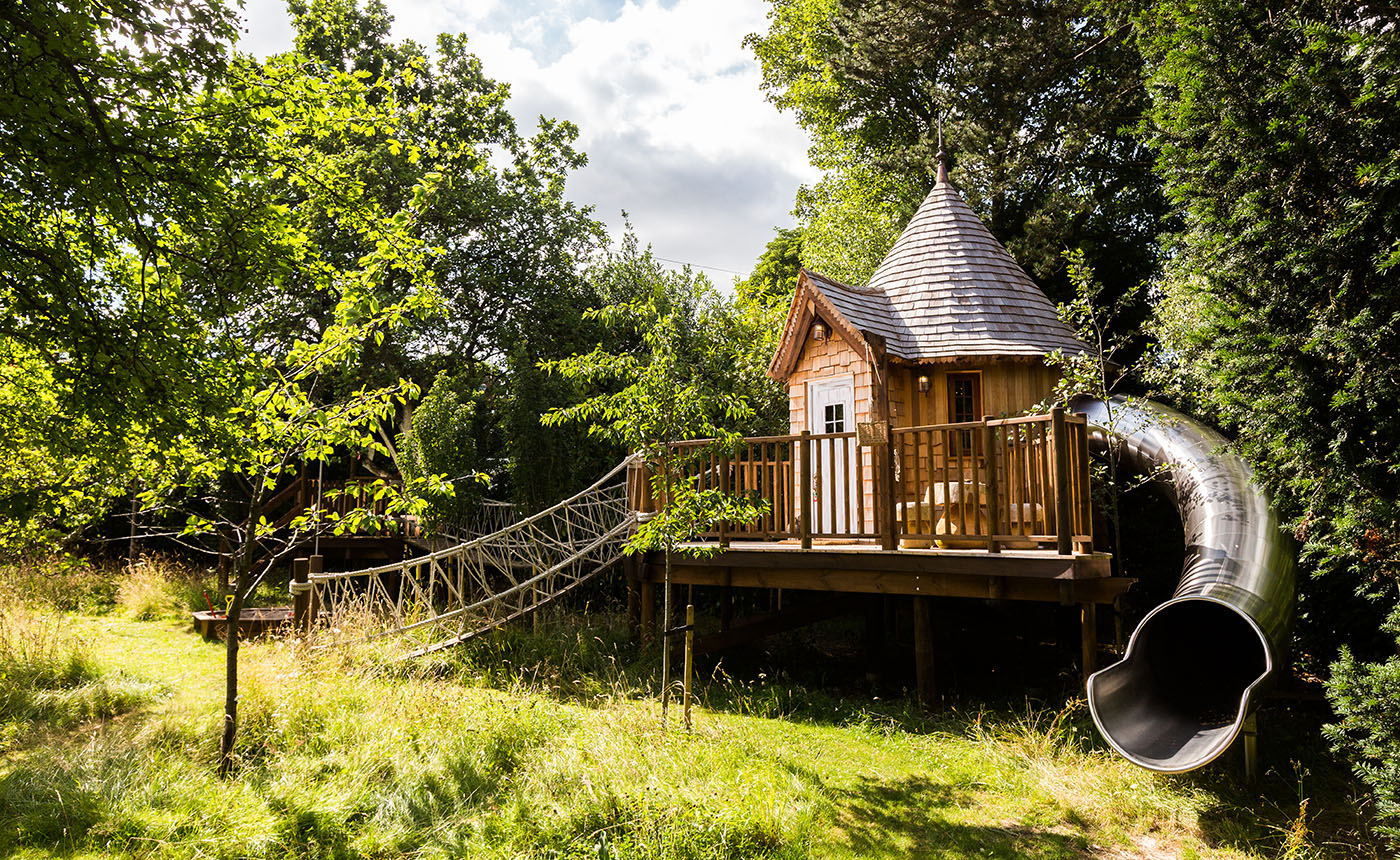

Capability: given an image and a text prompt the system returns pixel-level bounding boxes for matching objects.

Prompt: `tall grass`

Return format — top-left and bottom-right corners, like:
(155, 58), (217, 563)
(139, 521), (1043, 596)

(0, 558), (1385, 859)
(0, 594), (157, 754)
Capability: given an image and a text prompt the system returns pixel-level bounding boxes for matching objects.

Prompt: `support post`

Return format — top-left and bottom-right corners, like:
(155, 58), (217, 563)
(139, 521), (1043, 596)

(1080, 602), (1098, 685)
(683, 604), (695, 733)
(1242, 711), (1259, 783)
(799, 430), (813, 550)
(307, 554), (323, 631)
(913, 596), (936, 709)
(863, 596), (885, 661)
(640, 577), (656, 647)
(718, 451), (730, 548)
(291, 557), (311, 635)
(983, 416), (1000, 554)
(1075, 421), (1093, 552)
(1052, 407), (1073, 556)
(719, 568), (733, 632)
(881, 433), (898, 551)
(625, 556), (641, 642)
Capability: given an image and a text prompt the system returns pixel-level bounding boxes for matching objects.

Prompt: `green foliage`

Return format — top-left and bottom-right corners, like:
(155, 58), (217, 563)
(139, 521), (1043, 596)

(748, 0), (1169, 316)
(1133, 3), (1400, 658)
(1325, 607), (1400, 846)
(400, 371), (489, 524)
(739, 227), (804, 305)
(1127, 5), (1399, 842)
(541, 234), (770, 554)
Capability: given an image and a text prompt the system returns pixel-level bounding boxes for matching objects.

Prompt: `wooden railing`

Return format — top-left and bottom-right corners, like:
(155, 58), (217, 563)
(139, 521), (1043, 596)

(630, 407), (1093, 555)
(892, 409), (1093, 554)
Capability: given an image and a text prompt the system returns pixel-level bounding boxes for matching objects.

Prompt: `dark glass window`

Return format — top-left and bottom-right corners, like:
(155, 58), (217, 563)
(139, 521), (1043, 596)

(823, 402), (845, 433)
(947, 372), (982, 449)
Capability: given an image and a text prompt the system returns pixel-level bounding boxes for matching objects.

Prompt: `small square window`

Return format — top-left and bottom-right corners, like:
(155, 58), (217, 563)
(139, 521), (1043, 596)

(824, 403), (845, 433)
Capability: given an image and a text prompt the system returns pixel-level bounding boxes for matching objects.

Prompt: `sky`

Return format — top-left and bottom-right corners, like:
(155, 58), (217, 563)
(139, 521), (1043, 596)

(236, 0), (821, 282)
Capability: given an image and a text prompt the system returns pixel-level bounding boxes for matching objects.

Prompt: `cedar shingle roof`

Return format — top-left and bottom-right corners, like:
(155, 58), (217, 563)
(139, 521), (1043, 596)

(863, 180), (1088, 361)
(803, 178), (1089, 364)
(803, 270), (903, 347)
(768, 175), (1092, 382)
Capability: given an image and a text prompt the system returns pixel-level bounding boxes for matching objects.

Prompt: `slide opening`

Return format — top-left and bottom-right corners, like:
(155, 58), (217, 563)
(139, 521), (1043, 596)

(1088, 599), (1270, 771)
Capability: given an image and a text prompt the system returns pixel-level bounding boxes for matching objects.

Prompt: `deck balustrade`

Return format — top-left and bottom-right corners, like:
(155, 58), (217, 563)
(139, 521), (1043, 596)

(632, 408), (1093, 555)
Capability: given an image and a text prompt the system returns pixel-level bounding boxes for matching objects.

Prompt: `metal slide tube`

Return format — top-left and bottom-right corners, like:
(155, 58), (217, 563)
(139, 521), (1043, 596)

(1071, 396), (1295, 772)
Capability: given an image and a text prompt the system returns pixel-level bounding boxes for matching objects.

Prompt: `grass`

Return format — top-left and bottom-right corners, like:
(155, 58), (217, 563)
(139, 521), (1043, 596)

(0, 558), (1386, 859)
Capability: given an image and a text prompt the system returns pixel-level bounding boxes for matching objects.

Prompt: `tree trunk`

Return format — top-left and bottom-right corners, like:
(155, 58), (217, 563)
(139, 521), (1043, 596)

(218, 569), (247, 777)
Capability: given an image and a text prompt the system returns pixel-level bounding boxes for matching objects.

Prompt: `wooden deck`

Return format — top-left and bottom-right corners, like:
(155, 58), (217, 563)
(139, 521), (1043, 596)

(651, 542), (1123, 603)
(629, 412), (1126, 704)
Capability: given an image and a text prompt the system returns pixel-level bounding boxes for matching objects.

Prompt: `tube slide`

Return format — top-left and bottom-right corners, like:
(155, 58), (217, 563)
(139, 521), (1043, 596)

(1071, 396), (1295, 773)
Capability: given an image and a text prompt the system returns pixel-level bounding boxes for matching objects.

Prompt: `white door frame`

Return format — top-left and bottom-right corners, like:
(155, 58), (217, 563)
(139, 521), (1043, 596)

(806, 375), (857, 534)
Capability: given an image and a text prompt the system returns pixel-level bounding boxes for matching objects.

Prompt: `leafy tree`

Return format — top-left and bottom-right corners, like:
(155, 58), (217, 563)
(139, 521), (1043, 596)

(747, 0), (1168, 350)
(0, 0), (243, 537)
(541, 236), (767, 722)
(113, 51), (449, 774)
(1046, 249), (1150, 574)
(274, 1), (608, 497)
(1125, 1), (1399, 840)
(739, 227), (803, 305)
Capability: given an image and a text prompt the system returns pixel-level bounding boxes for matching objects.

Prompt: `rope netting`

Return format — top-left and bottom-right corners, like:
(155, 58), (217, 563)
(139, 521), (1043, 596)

(310, 456), (636, 656)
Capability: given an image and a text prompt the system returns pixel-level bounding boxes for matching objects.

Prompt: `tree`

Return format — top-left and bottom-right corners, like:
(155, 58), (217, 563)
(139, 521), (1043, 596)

(1125, 2), (1400, 841)
(541, 236), (767, 724)
(747, 0), (1168, 354)
(135, 53), (450, 775)
(1046, 249), (1149, 574)
(0, 0), (245, 540)
(273, 1), (608, 499)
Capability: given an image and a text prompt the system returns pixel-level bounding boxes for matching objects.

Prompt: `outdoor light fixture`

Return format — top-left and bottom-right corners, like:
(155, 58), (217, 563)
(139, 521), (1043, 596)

(918, 374), (931, 393)
(812, 321), (828, 344)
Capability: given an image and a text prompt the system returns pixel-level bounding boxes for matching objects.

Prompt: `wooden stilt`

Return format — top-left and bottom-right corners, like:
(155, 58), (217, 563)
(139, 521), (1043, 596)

(863, 595), (885, 660)
(1243, 711), (1259, 783)
(913, 596), (936, 709)
(291, 558), (311, 636)
(1080, 602), (1098, 685)
(625, 559), (641, 642)
(684, 604), (695, 733)
(720, 568), (733, 632)
(640, 579), (656, 647)
(307, 554), (322, 627)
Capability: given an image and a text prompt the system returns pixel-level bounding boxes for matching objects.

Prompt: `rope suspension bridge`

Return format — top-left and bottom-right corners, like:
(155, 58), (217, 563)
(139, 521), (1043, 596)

(307, 456), (638, 657)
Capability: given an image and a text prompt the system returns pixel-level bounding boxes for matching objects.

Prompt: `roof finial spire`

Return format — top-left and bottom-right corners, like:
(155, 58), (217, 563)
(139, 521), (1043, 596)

(935, 113), (948, 186)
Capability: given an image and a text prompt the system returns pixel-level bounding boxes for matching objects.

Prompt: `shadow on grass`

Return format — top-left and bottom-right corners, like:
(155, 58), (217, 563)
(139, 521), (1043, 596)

(1180, 699), (1389, 860)
(828, 773), (1091, 859)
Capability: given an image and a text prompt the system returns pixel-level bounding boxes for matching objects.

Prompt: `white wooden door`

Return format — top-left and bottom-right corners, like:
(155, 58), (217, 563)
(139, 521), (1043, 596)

(807, 376), (858, 534)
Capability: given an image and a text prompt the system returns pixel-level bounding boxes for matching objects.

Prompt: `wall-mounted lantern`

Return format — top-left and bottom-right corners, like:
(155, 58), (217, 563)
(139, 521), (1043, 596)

(918, 374), (931, 393)
(811, 321), (828, 344)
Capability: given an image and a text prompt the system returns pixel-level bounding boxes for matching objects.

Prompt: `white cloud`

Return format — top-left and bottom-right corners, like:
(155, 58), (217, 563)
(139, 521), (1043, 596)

(237, 0), (819, 280)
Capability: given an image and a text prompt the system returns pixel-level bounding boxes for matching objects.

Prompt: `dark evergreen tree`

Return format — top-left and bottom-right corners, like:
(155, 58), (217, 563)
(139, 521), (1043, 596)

(748, 0), (1169, 358)
(1129, 1), (1400, 841)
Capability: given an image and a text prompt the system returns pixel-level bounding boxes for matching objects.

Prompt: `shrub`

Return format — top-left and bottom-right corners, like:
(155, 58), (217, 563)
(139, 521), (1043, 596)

(1325, 607), (1400, 851)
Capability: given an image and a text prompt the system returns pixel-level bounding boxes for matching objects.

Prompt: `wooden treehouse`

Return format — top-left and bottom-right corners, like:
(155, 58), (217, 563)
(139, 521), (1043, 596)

(627, 163), (1127, 705)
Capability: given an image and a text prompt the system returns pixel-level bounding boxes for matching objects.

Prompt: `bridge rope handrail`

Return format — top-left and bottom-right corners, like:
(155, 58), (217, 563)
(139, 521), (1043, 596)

(307, 453), (640, 655)
(310, 452), (638, 584)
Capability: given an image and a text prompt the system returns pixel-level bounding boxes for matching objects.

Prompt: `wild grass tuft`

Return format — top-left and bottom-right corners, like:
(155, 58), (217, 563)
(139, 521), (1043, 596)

(0, 554), (119, 612)
(0, 559), (1387, 859)
(0, 594), (157, 754)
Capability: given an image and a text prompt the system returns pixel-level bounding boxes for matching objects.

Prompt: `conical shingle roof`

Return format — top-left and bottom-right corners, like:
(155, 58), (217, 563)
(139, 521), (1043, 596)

(862, 178), (1089, 361)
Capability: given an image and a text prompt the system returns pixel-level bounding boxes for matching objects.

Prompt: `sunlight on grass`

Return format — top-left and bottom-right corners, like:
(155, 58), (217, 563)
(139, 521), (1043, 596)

(0, 559), (1382, 859)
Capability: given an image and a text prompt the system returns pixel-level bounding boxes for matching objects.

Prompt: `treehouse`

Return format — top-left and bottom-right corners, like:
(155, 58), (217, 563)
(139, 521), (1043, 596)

(628, 158), (1127, 703)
